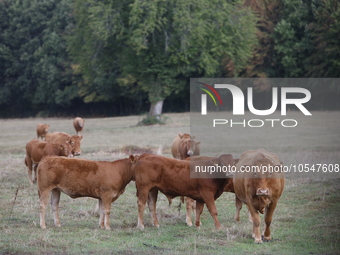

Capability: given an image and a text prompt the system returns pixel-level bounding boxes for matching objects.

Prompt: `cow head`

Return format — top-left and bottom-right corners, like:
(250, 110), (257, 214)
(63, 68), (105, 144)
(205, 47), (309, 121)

(249, 157), (283, 197)
(43, 124), (50, 133)
(60, 144), (73, 158)
(186, 139), (200, 156)
(68, 135), (83, 156)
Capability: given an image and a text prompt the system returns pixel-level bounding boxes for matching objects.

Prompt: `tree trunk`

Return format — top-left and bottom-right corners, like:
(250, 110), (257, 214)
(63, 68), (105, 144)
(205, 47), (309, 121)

(149, 100), (164, 119)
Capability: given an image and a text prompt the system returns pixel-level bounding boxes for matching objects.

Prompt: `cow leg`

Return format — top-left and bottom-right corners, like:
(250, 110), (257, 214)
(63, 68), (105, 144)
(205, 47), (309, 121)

(25, 157), (34, 185)
(185, 197), (195, 226)
(50, 189), (61, 227)
(137, 188), (149, 230)
(39, 189), (50, 229)
(194, 201), (204, 229)
(248, 205), (262, 244)
(235, 195), (243, 222)
(33, 163), (38, 184)
(102, 198), (112, 230)
(98, 199), (105, 229)
(147, 188), (159, 228)
(263, 201), (277, 242)
(200, 192), (221, 229)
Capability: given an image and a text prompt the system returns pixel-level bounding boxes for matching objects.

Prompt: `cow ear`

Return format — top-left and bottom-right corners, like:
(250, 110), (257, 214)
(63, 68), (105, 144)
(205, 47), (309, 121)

(79, 135), (83, 140)
(196, 141), (201, 145)
(178, 132), (183, 139)
(129, 155), (137, 163)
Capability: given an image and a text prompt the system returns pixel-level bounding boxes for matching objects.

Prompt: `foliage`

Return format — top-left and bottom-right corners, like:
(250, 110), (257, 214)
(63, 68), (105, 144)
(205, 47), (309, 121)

(273, 0), (340, 77)
(68, 0), (258, 115)
(305, 0), (340, 77)
(0, 0), (339, 118)
(236, 0), (282, 80)
(136, 114), (168, 126)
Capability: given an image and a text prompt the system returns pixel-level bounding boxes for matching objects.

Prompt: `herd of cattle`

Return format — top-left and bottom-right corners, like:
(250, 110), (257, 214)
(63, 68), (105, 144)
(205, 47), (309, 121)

(24, 117), (285, 244)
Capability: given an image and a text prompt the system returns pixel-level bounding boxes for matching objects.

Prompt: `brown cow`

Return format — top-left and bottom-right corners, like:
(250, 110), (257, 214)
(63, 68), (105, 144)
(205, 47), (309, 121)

(73, 117), (85, 135)
(171, 133), (200, 159)
(36, 124), (50, 140)
(233, 148), (285, 243)
(46, 132), (82, 156)
(37, 155), (137, 230)
(170, 133), (201, 226)
(25, 139), (73, 184)
(133, 154), (234, 230)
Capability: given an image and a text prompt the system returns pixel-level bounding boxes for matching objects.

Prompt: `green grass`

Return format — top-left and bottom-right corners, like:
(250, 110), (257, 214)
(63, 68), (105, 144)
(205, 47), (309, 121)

(0, 112), (339, 254)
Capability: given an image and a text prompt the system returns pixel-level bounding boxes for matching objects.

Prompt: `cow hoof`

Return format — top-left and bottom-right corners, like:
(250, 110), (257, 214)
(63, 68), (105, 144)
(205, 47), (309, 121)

(263, 236), (272, 242)
(137, 225), (145, 231)
(186, 222), (193, 227)
(254, 239), (263, 244)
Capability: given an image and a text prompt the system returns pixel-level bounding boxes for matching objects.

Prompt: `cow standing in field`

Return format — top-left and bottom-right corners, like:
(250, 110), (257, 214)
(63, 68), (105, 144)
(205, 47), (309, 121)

(36, 124), (50, 141)
(46, 132), (82, 156)
(37, 155), (137, 230)
(170, 133), (201, 226)
(133, 154), (234, 230)
(233, 148), (285, 244)
(171, 133), (200, 159)
(73, 117), (84, 135)
(25, 139), (73, 184)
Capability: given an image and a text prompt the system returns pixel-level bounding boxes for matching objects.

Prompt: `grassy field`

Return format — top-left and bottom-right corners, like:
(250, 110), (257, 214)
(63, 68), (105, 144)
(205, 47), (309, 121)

(0, 112), (339, 254)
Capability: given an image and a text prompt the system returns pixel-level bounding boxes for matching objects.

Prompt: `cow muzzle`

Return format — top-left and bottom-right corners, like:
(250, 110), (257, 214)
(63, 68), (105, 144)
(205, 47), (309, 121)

(73, 151), (81, 156)
(187, 150), (193, 156)
(256, 188), (269, 196)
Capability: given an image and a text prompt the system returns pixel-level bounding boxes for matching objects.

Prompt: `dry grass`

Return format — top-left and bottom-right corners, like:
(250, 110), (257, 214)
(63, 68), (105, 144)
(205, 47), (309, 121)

(0, 112), (339, 254)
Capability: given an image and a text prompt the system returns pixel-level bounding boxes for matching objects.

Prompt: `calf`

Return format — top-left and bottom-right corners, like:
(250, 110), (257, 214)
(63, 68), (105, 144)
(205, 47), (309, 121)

(37, 155), (137, 230)
(233, 148), (285, 243)
(36, 124), (50, 140)
(25, 139), (73, 184)
(46, 132), (82, 156)
(73, 117), (85, 135)
(134, 154), (234, 230)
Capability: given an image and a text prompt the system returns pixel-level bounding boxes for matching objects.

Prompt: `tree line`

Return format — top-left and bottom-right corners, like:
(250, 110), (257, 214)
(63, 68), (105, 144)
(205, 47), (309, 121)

(0, 0), (339, 118)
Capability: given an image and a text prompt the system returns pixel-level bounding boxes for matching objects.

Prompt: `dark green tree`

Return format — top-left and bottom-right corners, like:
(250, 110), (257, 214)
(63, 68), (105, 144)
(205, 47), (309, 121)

(305, 0), (340, 77)
(69, 0), (258, 117)
(0, 0), (75, 117)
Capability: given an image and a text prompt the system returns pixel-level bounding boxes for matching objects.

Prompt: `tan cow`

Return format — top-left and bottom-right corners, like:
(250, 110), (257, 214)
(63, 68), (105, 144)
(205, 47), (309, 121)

(133, 154), (234, 230)
(46, 132), (82, 156)
(233, 148), (285, 243)
(25, 139), (73, 184)
(73, 117), (84, 135)
(171, 133), (200, 159)
(36, 124), (50, 140)
(170, 133), (201, 226)
(37, 155), (137, 230)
